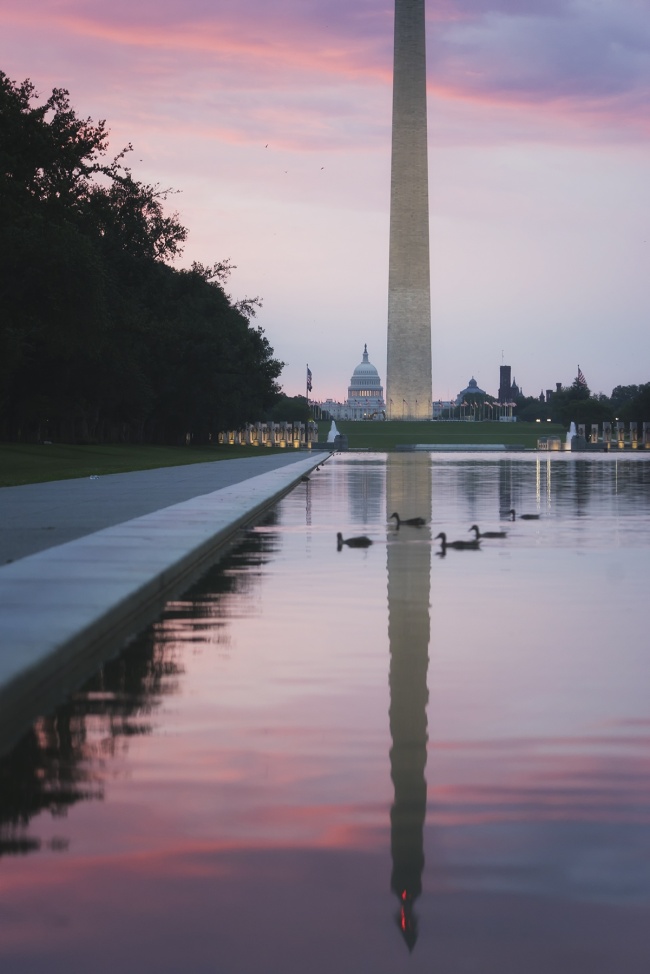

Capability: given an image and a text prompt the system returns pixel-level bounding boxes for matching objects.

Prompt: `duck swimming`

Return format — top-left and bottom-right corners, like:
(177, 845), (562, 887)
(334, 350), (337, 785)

(507, 509), (540, 520)
(435, 532), (481, 550)
(469, 524), (507, 539)
(337, 532), (373, 550)
(389, 512), (426, 527)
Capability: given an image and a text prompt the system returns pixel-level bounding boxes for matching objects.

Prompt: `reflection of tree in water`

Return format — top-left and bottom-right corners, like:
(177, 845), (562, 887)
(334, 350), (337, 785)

(0, 514), (280, 858)
(540, 457), (650, 520)
(554, 456), (650, 519)
(0, 627), (181, 857)
(158, 511), (281, 654)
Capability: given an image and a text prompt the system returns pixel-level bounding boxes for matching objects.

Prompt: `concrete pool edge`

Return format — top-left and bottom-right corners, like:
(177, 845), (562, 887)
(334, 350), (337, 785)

(0, 452), (325, 755)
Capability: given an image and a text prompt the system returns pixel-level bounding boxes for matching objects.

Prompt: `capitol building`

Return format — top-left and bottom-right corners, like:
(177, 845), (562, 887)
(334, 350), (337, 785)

(316, 345), (386, 421)
(314, 350), (517, 422)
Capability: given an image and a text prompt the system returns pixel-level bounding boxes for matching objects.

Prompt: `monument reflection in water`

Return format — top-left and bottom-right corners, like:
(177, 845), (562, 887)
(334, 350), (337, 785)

(386, 455), (431, 948)
(1, 454), (650, 973)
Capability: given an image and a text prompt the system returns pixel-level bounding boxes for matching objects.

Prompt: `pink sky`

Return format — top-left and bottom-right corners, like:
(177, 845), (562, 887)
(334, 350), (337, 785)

(2, 0), (650, 403)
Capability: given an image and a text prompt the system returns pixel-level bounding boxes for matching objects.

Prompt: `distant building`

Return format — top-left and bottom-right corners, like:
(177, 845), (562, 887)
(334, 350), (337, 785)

(498, 365), (511, 403)
(456, 377), (486, 402)
(432, 379), (489, 419)
(498, 365), (522, 402)
(316, 345), (386, 421)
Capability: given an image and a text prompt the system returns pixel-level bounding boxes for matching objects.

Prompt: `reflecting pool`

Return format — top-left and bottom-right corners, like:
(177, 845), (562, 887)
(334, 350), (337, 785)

(1, 453), (650, 973)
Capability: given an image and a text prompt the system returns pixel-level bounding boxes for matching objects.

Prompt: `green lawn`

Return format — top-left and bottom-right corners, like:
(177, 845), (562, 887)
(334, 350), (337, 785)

(318, 420), (566, 451)
(1, 422), (566, 487)
(0, 442), (286, 487)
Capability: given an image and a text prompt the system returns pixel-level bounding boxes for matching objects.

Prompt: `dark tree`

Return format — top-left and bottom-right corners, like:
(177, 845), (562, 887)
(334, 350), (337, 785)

(619, 383), (650, 424)
(0, 72), (284, 444)
(610, 384), (641, 414)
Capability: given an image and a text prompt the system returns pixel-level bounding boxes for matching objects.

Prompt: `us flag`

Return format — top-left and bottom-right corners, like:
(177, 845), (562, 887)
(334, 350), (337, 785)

(306, 366), (313, 392)
(576, 366), (587, 387)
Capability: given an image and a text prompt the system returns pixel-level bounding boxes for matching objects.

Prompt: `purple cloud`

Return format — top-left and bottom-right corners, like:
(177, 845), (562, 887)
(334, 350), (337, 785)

(427, 1), (650, 125)
(3, 0), (649, 136)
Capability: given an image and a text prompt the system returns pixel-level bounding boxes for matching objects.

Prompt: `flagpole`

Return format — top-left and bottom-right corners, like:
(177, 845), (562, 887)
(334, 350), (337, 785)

(306, 364), (313, 421)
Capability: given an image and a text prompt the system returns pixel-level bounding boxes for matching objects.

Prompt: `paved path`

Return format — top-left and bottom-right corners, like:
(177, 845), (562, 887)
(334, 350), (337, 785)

(0, 451), (327, 754)
(1, 452), (315, 564)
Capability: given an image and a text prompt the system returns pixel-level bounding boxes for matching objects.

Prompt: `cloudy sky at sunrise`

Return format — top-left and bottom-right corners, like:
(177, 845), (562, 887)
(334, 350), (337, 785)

(2, 0), (649, 403)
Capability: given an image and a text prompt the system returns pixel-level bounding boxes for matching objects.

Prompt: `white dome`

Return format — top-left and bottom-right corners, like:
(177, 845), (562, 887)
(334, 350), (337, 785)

(346, 345), (385, 417)
(317, 343), (385, 420)
(352, 345), (380, 378)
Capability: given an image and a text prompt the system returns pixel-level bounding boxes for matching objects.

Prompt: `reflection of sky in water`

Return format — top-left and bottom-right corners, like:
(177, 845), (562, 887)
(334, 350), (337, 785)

(1, 454), (649, 973)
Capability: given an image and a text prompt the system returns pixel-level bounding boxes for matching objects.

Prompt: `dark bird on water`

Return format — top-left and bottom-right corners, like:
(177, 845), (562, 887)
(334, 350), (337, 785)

(508, 509), (540, 520)
(435, 532), (481, 550)
(389, 512), (426, 528)
(469, 524), (507, 539)
(337, 532), (373, 550)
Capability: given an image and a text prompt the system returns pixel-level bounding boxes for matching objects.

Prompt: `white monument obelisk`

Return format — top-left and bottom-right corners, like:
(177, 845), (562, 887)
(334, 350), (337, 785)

(386, 0), (432, 421)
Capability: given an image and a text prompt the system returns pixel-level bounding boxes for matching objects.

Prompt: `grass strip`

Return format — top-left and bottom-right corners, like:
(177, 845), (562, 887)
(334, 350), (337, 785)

(319, 420), (566, 451)
(1, 421), (565, 486)
(0, 443), (286, 487)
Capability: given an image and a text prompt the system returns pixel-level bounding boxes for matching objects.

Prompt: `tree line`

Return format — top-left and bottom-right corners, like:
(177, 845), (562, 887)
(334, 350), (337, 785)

(0, 71), (284, 445)
(439, 373), (650, 427)
(514, 376), (650, 427)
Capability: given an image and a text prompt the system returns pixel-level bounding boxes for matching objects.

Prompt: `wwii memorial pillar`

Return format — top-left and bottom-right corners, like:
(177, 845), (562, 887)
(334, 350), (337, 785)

(386, 0), (432, 421)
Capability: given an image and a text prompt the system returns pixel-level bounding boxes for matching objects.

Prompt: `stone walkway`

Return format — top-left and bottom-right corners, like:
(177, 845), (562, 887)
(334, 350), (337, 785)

(1, 452), (319, 565)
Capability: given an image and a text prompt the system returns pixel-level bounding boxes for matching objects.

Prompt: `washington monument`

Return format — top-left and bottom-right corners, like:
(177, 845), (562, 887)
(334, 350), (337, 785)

(386, 0), (432, 421)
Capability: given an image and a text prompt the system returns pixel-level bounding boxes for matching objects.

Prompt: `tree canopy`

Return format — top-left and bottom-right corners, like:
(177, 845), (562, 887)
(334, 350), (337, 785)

(514, 370), (650, 426)
(0, 71), (283, 444)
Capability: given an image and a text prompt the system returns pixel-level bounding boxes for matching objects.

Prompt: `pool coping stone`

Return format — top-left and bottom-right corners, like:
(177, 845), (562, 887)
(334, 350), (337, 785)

(0, 452), (325, 753)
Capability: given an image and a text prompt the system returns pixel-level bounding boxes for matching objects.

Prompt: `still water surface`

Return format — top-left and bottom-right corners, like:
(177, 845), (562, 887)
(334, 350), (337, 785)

(1, 453), (649, 972)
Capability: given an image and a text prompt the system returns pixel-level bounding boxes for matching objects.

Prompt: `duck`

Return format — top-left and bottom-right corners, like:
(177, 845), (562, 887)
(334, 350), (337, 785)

(469, 524), (507, 539)
(507, 508), (540, 520)
(435, 532), (481, 550)
(389, 511), (426, 528)
(337, 532), (373, 550)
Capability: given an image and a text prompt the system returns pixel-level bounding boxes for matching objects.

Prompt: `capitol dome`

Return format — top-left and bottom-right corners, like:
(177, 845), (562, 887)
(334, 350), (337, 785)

(316, 344), (385, 421)
(345, 345), (385, 418)
(348, 345), (383, 398)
